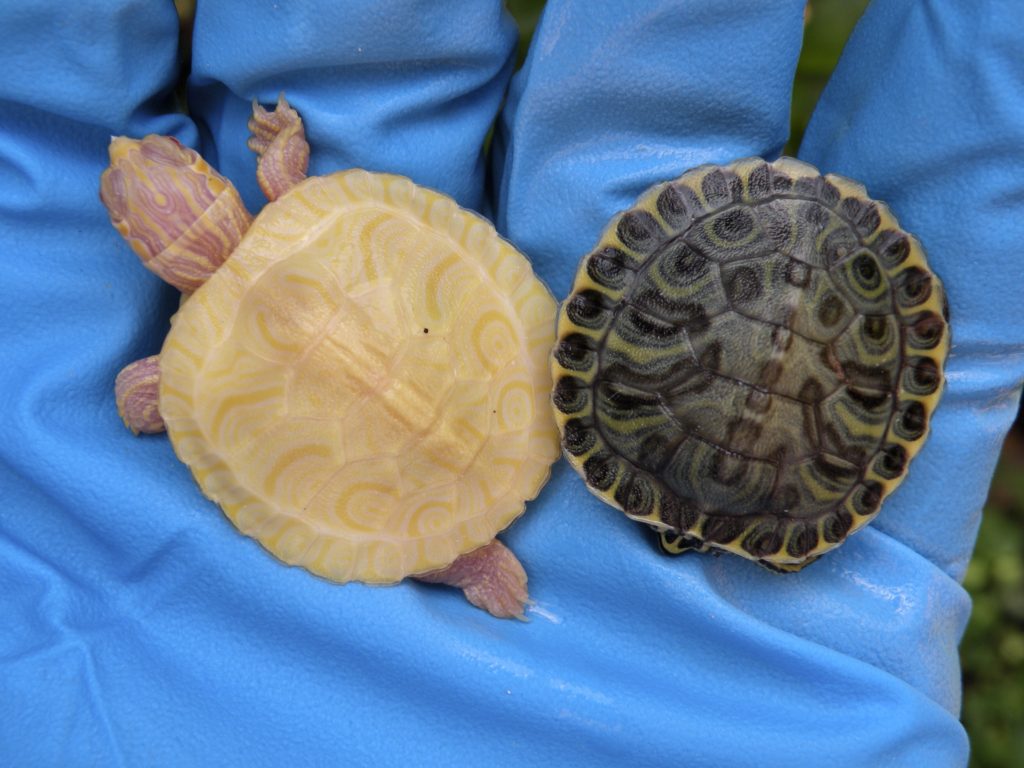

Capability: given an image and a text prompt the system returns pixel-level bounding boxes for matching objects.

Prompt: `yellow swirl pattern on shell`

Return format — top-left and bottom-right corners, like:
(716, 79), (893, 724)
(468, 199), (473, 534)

(158, 170), (559, 584)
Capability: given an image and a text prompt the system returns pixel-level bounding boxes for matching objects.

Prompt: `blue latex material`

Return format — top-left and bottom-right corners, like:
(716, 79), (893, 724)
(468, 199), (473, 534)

(2, 1), (1021, 764)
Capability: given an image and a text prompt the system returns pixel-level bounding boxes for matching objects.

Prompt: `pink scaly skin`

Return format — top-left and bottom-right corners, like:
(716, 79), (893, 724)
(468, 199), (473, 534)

(417, 539), (530, 620)
(101, 96), (530, 619)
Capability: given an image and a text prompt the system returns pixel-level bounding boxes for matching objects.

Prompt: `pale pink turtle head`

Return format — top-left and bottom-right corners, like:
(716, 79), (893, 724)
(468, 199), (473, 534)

(99, 96), (558, 619)
(100, 134), (252, 293)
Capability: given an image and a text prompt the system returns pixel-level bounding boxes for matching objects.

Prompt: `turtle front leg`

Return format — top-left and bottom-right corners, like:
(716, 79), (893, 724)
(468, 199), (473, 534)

(416, 540), (530, 620)
(248, 94), (310, 201)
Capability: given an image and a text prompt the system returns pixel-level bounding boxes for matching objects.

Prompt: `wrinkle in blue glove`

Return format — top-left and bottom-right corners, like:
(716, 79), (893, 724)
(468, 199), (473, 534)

(2, 1), (1021, 766)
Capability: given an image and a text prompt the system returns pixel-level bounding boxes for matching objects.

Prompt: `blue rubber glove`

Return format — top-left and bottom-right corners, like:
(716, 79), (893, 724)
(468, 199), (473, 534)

(2, 2), (1020, 767)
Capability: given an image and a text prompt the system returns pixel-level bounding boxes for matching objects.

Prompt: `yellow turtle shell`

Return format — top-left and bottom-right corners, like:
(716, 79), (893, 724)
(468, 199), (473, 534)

(158, 169), (559, 583)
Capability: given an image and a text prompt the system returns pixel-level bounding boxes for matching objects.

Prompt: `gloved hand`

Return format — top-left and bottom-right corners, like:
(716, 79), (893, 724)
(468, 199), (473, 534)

(2, 1), (1020, 766)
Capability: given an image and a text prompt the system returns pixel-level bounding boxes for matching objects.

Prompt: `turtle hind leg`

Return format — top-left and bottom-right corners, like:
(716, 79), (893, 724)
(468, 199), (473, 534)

(415, 539), (529, 620)
(658, 530), (708, 556)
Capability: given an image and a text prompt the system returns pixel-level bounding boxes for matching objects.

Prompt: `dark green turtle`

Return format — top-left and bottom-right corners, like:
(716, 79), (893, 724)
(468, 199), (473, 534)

(551, 157), (949, 571)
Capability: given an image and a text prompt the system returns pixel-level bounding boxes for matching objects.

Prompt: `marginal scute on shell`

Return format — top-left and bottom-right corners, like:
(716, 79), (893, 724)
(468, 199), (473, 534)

(552, 156), (949, 570)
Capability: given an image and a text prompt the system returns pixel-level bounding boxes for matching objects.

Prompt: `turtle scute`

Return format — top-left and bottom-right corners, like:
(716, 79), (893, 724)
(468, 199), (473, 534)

(552, 156), (949, 571)
(160, 170), (561, 584)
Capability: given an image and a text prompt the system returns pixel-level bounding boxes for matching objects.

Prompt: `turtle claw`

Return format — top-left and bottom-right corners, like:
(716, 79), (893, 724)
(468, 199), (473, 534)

(248, 93), (310, 202)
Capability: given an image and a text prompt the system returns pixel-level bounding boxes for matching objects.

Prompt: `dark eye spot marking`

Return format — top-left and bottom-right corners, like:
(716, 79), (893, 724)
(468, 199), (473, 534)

(852, 253), (881, 289)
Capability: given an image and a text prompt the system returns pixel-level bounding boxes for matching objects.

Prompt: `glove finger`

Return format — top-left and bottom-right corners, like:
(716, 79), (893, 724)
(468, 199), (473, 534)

(187, 0), (517, 214)
(798, 0), (1024, 576)
(0, 2), (190, 764)
(492, 2), (969, 765)
(493, 0), (806, 294)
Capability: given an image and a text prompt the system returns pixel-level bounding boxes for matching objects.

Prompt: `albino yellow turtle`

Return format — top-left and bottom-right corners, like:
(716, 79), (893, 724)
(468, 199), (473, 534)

(101, 96), (559, 618)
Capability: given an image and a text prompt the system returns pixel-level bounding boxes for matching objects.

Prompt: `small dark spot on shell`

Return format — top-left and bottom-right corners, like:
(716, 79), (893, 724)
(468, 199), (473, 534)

(770, 326), (794, 351)
(730, 417), (764, 446)
(761, 360), (785, 387)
